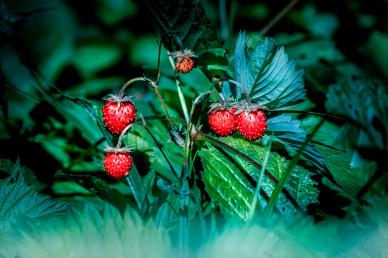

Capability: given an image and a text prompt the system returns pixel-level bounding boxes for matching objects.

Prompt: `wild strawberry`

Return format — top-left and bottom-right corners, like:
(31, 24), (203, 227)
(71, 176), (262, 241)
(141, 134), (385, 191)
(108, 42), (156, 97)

(103, 149), (132, 179)
(208, 108), (236, 137)
(176, 58), (195, 73)
(102, 95), (136, 135)
(236, 109), (267, 141)
(170, 49), (197, 74)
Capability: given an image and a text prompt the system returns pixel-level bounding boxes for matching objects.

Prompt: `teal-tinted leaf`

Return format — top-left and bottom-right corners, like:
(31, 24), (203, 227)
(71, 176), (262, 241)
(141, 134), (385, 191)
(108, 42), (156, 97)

(265, 114), (327, 172)
(15, 205), (172, 258)
(326, 79), (388, 149)
(0, 159), (45, 192)
(285, 39), (345, 67)
(0, 175), (68, 231)
(234, 32), (305, 109)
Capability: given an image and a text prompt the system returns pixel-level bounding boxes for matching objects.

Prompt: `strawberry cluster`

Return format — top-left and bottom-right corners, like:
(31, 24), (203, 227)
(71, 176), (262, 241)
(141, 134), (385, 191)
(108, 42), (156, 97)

(101, 94), (137, 179)
(208, 103), (267, 141)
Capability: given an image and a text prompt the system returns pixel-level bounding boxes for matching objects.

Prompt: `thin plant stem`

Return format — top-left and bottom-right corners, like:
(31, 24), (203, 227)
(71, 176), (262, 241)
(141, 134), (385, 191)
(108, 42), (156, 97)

(116, 124), (134, 148)
(228, 79), (251, 103)
(259, 0), (301, 36)
(167, 52), (191, 258)
(168, 54), (190, 124)
(118, 77), (146, 99)
(248, 134), (273, 220)
(146, 78), (175, 129)
(189, 91), (213, 119)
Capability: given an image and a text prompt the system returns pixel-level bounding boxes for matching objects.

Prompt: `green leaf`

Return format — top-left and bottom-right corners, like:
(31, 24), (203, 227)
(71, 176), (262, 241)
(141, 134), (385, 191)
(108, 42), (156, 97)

(265, 114), (327, 172)
(0, 159), (45, 191)
(200, 143), (254, 220)
(199, 137), (319, 220)
(15, 205), (172, 258)
(326, 79), (388, 149)
(0, 175), (68, 235)
(73, 43), (122, 79)
(134, 1), (220, 52)
(234, 32), (305, 109)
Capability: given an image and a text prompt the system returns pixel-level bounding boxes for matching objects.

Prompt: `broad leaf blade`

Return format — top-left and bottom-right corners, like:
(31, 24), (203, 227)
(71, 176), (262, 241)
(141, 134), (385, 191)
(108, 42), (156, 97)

(0, 176), (68, 230)
(199, 137), (319, 220)
(234, 32), (305, 109)
(326, 79), (388, 149)
(266, 114), (326, 170)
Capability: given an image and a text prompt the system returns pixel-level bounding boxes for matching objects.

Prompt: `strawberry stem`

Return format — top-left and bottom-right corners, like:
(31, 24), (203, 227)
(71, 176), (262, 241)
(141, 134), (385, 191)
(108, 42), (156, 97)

(190, 91), (213, 119)
(168, 53), (190, 124)
(118, 77), (147, 99)
(228, 79), (252, 103)
(116, 124), (134, 148)
(145, 77), (175, 129)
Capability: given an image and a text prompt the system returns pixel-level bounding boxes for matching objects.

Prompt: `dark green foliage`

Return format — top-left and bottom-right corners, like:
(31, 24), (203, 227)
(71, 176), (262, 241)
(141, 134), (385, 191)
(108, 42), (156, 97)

(1, 0), (388, 256)
(200, 137), (318, 220)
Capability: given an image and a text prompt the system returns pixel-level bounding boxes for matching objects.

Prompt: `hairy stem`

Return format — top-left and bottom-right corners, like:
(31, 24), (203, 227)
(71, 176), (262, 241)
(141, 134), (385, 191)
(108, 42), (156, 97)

(118, 77), (146, 99)
(116, 124), (134, 148)
(146, 78), (175, 129)
(228, 79), (251, 103)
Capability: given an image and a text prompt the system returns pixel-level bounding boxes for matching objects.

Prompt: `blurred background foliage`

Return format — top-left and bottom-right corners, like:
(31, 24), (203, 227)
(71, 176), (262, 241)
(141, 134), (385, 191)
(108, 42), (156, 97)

(1, 0), (388, 256)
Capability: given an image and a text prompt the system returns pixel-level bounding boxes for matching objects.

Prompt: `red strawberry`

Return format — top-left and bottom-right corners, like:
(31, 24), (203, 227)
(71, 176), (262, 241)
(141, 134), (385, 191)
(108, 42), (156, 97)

(176, 57), (195, 73)
(208, 109), (236, 137)
(103, 151), (132, 179)
(102, 98), (136, 135)
(170, 49), (197, 74)
(236, 110), (267, 141)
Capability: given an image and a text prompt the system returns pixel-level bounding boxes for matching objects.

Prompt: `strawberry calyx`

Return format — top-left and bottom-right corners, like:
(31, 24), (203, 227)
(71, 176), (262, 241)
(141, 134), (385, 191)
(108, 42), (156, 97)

(209, 102), (236, 113)
(104, 146), (132, 153)
(103, 93), (135, 104)
(234, 101), (267, 114)
(170, 49), (197, 73)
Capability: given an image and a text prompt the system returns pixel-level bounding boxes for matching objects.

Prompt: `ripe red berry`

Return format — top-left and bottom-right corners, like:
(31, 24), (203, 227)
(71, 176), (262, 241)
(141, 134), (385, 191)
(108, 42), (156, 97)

(176, 57), (195, 73)
(103, 152), (132, 179)
(208, 109), (236, 137)
(236, 110), (267, 141)
(102, 100), (136, 134)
